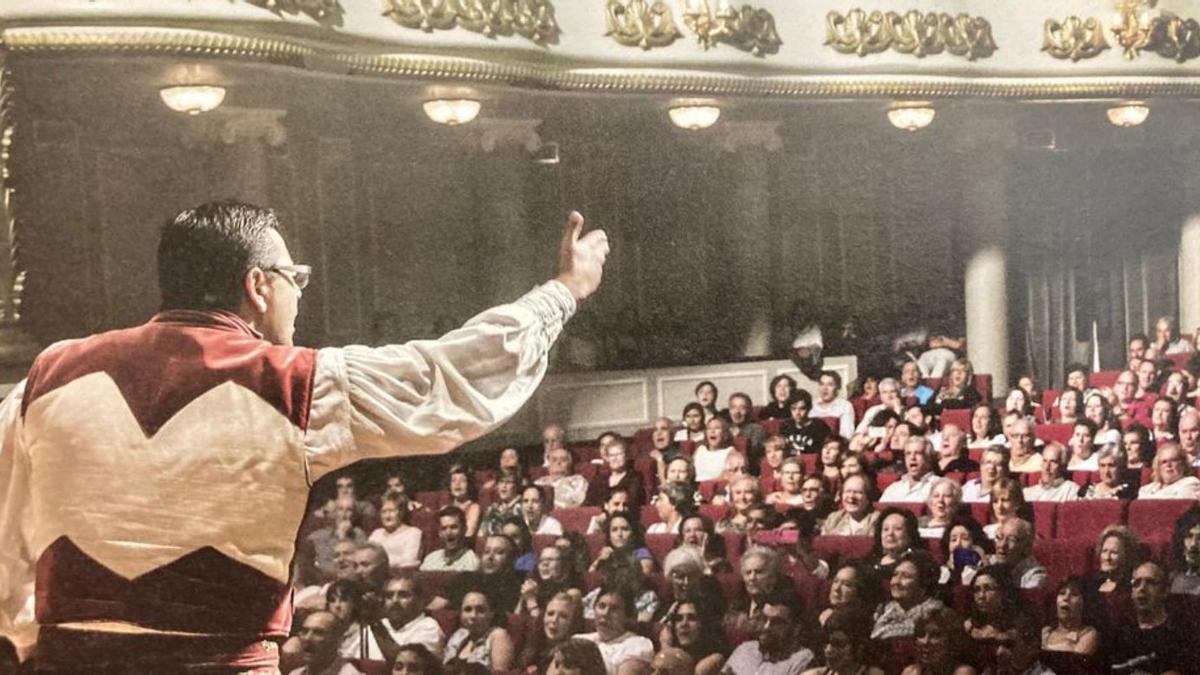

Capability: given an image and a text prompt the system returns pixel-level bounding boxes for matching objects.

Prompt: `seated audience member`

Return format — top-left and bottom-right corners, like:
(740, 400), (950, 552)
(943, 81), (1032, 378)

(332, 473), (379, 526)
(1179, 409), (1200, 468)
(964, 565), (1021, 641)
(1065, 420), (1099, 472)
(1150, 396), (1179, 446)
(816, 437), (847, 489)
(872, 507), (921, 579)
(725, 545), (783, 636)
(938, 516), (991, 587)
(540, 423), (567, 467)
(591, 511), (655, 576)
(1109, 562), (1190, 675)
(351, 542), (391, 611)
(803, 608), (885, 675)
(840, 452), (870, 483)
(587, 486), (634, 535)
(297, 539), (361, 610)
(936, 424), (978, 475)
(693, 416), (738, 482)
(822, 474), (879, 536)
(500, 516), (537, 574)
(871, 552), (945, 640)
(432, 534), (523, 614)
(675, 403), (707, 443)
(664, 456), (703, 506)
(796, 475), (835, 520)
(1083, 392), (1122, 447)
(717, 476), (764, 534)
(723, 590), (815, 675)
(919, 477), (963, 539)
(696, 380), (720, 422)
(812, 370), (856, 438)
(1064, 361), (1091, 394)
(355, 575), (446, 662)
(760, 434), (788, 492)
(648, 483), (694, 535)
(442, 589), (514, 671)
(1113, 369), (1154, 429)
(651, 648), (695, 675)
(520, 592), (584, 672)
(989, 518), (1045, 589)
(445, 463), (482, 538)
(647, 416), (681, 482)
(307, 496), (369, 582)
(289, 610), (365, 675)
(547, 639), (608, 675)
(773, 508), (828, 579)
(521, 485), (563, 535)
(743, 503), (778, 540)
(583, 560), (659, 623)
(962, 446), (1009, 503)
(520, 544), (584, 617)
(1170, 507), (1200, 594)
(880, 437), (938, 503)
(1138, 442), (1200, 499)
(1090, 525), (1142, 597)
(1017, 374), (1042, 415)
(1041, 576), (1099, 657)
(391, 644), (442, 675)
(714, 452), (752, 496)
(761, 374), (798, 421)
(1055, 388), (1083, 425)
(1130, 332), (1151, 363)
(680, 514), (732, 575)
(655, 546), (725, 623)
(1006, 419), (1042, 475)
(419, 506), (479, 572)
(985, 615), (1051, 675)
(587, 438), (646, 511)
(579, 584), (656, 675)
(1004, 388), (1034, 421)
(900, 607), (976, 675)
(1080, 445), (1137, 500)
(819, 563), (881, 627)
(727, 392), (765, 454)
(983, 478), (1029, 540)
(934, 358), (981, 411)
(899, 360), (935, 407)
(660, 596), (729, 675)
(966, 404), (1004, 450)
(479, 473), (523, 537)
(483, 446), (526, 491)
(855, 378), (905, 436)
(1123, 423), (1153, 471)
(554, 531), (592, 581)
(537, 446), (589, 510)
(765, 457), (806, 506)
(324, 580), (366, 658)
(1151, 314), (1194, 355)
(1022, 442), (1081, 503)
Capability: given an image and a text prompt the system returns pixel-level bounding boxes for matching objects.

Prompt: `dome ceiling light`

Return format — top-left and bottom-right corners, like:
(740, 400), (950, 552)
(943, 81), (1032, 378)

(423, 99), (482, 125)
(159, 86), (226, 115)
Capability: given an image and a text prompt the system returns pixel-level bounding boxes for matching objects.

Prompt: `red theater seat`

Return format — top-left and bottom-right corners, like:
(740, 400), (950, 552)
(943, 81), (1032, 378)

(556, 507), (599, 534)
(699, 481), (726, 503)
(1090, 371), (1121, 388)
(1165, 352), (1193, 371)
(940, 408), (971, 433)
(416, 572), (459, 604)
(699, 504), (730, 522)
(415, 491), (449, 513)
(1128, 500), (1198, 541)
(813, 536), (873, 567)
(1030, 502), (1058, 539)
(761, 419), (784, 436)
(1034, 540), (1091, 589)
(816, 417), (840, 435)
(532, 534), (559, 552)
(1055, 500), (1126, 541)
(644, 534), (676, 563)
(1034, 423), (1073, 445)
(430, 608), (458, 638)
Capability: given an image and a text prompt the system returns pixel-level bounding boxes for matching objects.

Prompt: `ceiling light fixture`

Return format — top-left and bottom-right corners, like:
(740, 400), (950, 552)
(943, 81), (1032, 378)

(668, 104), (721, 130)
(1106, 100), (1150, 127)
(159, 85), (226, 115)
(887, 101), (936, 131)
(423, 99), (482, 125)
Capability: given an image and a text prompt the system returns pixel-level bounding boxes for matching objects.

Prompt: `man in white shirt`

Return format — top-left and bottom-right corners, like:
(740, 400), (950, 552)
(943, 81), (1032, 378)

(354, 575), (444, 662)
(1023, 443), (1080, 503)
(693, 416), (736, 482)
(536, 446), (588, 509)
(854, 378), (904, 436)
(962, 446), (1009, 503)
(880, 437), (938, 503)
(810, 370), (855, 439)
(418, 506), (479, 572)
(990, 517), (1046, 589)
(721, 591), (813, 675)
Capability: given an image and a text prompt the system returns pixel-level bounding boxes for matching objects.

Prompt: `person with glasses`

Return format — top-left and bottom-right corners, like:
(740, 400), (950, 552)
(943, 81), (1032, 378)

(0, 201), (608, 671)
(1138, 442), (1200, 499)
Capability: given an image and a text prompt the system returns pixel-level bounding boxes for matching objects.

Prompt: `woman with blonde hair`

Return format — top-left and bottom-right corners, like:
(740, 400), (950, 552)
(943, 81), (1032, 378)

(935, 358), (981, 411)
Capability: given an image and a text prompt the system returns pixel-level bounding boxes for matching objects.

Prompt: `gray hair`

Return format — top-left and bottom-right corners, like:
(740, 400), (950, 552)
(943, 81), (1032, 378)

(663, 546), (705, 578)
(740, 544), (781, 573)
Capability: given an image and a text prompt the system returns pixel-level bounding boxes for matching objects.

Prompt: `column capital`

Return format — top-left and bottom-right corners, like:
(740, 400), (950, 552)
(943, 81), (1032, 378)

(713, 121), (783, 153)
(181, 107), (288, 148)
(462, 118), (542, 153)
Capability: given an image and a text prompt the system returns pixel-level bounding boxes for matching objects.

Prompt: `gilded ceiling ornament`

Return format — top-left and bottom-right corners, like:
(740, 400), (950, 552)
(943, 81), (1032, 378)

(604, 0), (682, 50)
(826, 9), (996, 61)
(383, 0), (560, 46)
(1043, 16), (1109, 61)
(682, 1), (782, 56)
(1112, 0), (1157, 58)
(245, 0), (343, 23)
(1152, 14), (1200, 62)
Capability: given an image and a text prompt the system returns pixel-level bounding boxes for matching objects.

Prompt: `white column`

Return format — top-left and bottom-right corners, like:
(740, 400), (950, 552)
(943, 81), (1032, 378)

(962, 152), (1010, 399)
(1179, 214), (1200, 336)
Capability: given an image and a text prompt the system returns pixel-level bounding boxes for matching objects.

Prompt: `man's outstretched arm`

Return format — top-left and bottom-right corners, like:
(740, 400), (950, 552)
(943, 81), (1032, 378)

(304, 212), (608, 482)
(0, 381), (35, 659)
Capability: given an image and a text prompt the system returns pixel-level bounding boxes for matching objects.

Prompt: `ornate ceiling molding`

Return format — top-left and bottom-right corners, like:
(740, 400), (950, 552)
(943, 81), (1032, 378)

(244, 0), (343, 25)
(825, 9), (997, 61)
(605, 0), (683, 50)
(1043, 17), (1109, 62)
(382, 0), (560, 46)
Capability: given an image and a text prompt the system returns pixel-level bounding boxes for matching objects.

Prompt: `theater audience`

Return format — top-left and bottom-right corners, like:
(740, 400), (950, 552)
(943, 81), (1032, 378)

(938, 516), (991, 586)
(714, 452), (752, 496)
(675, 403), (708, 443)
(500, 516), (537, 573)
(722, 590), (815, 675)
(694, 417), (738, 482)
(937, 424), (978, 475)
(880, 437), (938, 503)
(1005, 419), (1041, 475)
(680, 514), (732, 575)
(583, 561), (659, 623)
(985, 615), (1049, 675)
(760, 435), (788, 492)
(655, 547), (725, 623)
(646, 416), (681, 482)
(1083, 392), (1122, 446)
(989, 518), (1045, 589)
(1179, 409), (1200, 467)
(664, 456), (703, 506)
(761, 374), (798, 421)
(1022, 443), (1080, 503)
(919, 477), (962, 539)
(1065, 420), (1099, 472)
(695, 380), (720, 422)
(822, 474), (879, 536)
(521, 592), (584, 672)
(537, 446), (589, 510)
(1152, 315), (1193, 355)
(578, 583), (655, 674)
(587, 487), (634, 535)
(1138, 442), (1200, 498)
(962, 446), (1008, 503)
(900, 607), (976, 675)
(289, 610), (365, 675)
(445, 464), (481, 538)
(725, 546), (783, 636)
(355, 575), (445, 662)
(520, 544), (584, 617)
(419, 506), (479, 572)
(727, 393), (765, 453)
(765, 457), (806, 506)
(442, 589), (514, 671)
(1079, 445), (1136, 499)
(307, 496), (369, 582)
(781, 390), (831, 455)
(479, 473), (523, 537)
(482, 446), (526, 491)
(333, 473), (379, 527)
(871, 552), (945, 640)
(1055, 388), (1082, 425)
(804, 608), (885, 675)
(983, 479), (1028, 539)
(934, 358), (981, 410)
(967, 404), (1004, 449)
(521, 485), (563, 535)
(547, 639), (608, 675)
(1168, 508), (1200, 595)
(812, 370), (856, 438)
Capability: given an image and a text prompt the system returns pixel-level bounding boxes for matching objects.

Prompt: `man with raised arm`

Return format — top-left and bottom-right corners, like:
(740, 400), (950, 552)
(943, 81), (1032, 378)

(0, 201), (608, 672)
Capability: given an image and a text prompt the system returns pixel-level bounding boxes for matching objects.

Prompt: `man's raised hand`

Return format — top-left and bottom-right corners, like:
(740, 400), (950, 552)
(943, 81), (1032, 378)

(555, 211), (609, 302)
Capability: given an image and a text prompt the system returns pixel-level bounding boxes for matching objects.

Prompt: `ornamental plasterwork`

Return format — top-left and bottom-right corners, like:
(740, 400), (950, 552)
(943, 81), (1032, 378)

(1043, 17), (1109, 61)
(606, 0), (780, 57)
(825, 9), (997, 61)
(605, 0), (682, 50)
(244, 0), (342, 24)
(383, 0), (561, 46)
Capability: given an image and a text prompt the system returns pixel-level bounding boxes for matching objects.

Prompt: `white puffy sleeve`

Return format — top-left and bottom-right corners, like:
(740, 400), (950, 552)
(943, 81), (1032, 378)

(0, 380), (36, 659)
(303, 281), (575, 483)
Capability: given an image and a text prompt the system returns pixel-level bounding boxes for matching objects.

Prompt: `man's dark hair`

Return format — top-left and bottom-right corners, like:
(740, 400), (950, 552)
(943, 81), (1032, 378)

(158, 200), (282, 311)
(437, 505), (467, 530)
(1172, 507), (1200, 571)
(1129, 333), (1150, 347)
(393, 643), (442, 675)
(549, 639), (606, 675)
(729, 392), (753, 408)
(1064, 362), (1089, 381)
(819, 370), (842, 390)
(786, 389), (813, 409)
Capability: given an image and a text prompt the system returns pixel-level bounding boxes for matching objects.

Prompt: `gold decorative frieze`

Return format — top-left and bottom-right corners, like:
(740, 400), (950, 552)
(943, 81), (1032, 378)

(1043, 17), (1109, 61)
(826, 9), (997, 61)
(1113, 0), (1157, 58)
(605, 0), (682, 50)
(1152, 14), (1200, 62)
(383, 0), (560, 46)
(245, 0), (342, 23)
(682, 1), (782, 56)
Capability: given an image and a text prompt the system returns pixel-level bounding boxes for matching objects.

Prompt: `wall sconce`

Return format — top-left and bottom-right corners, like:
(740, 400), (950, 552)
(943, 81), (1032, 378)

(1107, 100), (1150, 126)
(887, 101), (936, 131)
(423, 99), (481, 125)
(668, 104), (721, 130)
(159, 86), (226, 115)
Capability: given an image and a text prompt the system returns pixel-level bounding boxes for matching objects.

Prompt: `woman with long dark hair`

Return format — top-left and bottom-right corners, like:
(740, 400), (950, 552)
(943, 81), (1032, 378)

(660, 595), (729, 675)
(761, 374), (798, 420)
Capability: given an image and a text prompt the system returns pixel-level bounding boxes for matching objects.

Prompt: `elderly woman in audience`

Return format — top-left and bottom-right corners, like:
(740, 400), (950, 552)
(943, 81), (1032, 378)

(578, 583), (656, 674)
(587, 438), (646, 511)
(899, 607), (977, 675)
(1170, 507), (1200, 594)
(1083, 392), (1122, 446)
(521, 485), (563, 536)
(520, 591), (584, 672)
(1079, 445), (1136, 500)
(446, 463), (482, 538)
(1055, 388), (1083, 425)
(369, 493), (423, 572)
(761, 374), (798, 420)
(1122, 422), (1153, 471)
(712, 452), (752, 502)
(983, 478), (1028, 539)
(482, 447), (526, 490)
(871, 551), (945, 640)
(679, 514), (732, 575)
(871, 507), (921, 578)
(963, 564), (1021, 641)
(587, 486), (634, 535)
(938, 516), (991, 587)
(1090, 524), (1142, 597)
(519, 544), (584, 617)
(1041, 577), (1100, 658)
(803, 608), (885, 675)
(822, 474), (879, 536)
(934, 358), (981, 411)
(582, 560), (659, 623)
(590, 511), (654, 575)
(816, 436), (847, 489)
(819, 563), (881, 627)
(966, 403), (1003, 449)
(725, 545), (783, 636)
(675, 402), (707, 443)
(658, 595), (728, 675)
(442, 588), (514, 671)
(654, 546), (725, 624)
(479, 474), (524, 537)
(716, 476), (764, 534)
(537, 446), (589, 510)
(765, 457), (806, 507)
(918, 478), (962, 540)
(648, 483), (694, 535)
(1138, 441), (1200, 498)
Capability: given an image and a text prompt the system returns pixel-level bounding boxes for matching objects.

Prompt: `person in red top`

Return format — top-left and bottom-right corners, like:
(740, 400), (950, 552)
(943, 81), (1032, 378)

(0, 201), (608, 672)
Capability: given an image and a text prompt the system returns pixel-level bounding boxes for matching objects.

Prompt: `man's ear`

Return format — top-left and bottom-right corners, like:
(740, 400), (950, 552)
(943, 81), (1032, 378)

(243, 268), (269, 313)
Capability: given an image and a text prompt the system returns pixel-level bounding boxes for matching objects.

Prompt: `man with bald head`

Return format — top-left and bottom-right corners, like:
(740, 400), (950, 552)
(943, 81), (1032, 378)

(651, 647), (695, 675)
(289, 611), (363, 675)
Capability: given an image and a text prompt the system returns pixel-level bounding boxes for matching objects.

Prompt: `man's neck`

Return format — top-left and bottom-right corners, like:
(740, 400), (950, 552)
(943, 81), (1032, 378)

(442, 544), (465, 560)
(760, 639), (796, 662)
(1136, 607), (1168, 629)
